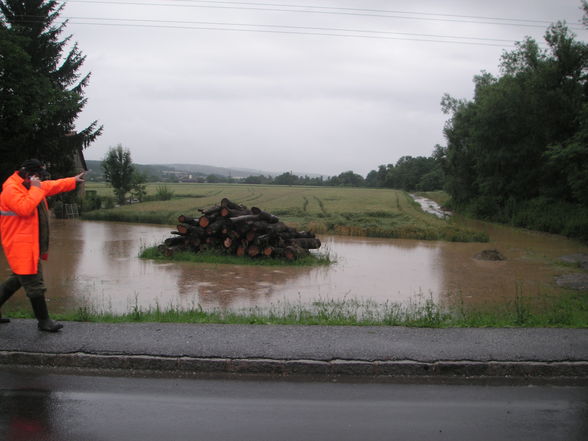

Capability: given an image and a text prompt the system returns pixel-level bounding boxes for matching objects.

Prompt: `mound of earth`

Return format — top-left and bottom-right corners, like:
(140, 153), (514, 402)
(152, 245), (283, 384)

(474, 249), (506, 261)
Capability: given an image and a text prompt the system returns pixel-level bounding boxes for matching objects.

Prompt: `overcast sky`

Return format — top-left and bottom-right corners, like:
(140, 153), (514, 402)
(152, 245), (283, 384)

(63, 0), (588, 176)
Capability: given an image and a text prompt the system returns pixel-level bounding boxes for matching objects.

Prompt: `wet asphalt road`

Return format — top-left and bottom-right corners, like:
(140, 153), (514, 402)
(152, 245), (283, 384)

(1, 368), (587, 441)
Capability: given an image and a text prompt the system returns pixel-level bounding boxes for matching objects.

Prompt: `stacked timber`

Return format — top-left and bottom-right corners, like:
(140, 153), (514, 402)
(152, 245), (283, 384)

(158, 198), (321, 261)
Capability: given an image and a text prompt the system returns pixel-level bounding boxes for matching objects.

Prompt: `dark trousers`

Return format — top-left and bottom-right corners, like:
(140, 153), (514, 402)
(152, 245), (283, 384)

(0, 263), (46, 305)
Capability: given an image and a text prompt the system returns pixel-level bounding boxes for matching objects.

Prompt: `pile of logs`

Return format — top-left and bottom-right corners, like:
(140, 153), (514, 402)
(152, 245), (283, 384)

(158, 198), (321, 261)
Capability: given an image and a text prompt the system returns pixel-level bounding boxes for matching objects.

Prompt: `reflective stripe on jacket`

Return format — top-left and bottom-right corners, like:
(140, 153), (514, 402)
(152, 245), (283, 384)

(0, 171), (76, 275)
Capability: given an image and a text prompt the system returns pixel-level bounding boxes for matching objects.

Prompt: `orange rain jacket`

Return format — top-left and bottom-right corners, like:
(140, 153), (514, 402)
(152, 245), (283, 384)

(0, 171), (76, 275)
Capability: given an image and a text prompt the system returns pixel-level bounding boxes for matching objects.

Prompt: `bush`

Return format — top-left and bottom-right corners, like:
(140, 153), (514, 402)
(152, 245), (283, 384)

(80, 193), (115, 212)
(464, 196), (588, 241)
(155, 185), (174, 201)
(80, 192), (102, 212)
(469, 195), (501, 219)
(102, 196), (115, 209)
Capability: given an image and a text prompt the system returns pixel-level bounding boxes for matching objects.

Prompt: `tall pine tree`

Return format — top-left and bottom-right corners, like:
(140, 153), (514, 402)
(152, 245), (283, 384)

(0, 0), (102, 181)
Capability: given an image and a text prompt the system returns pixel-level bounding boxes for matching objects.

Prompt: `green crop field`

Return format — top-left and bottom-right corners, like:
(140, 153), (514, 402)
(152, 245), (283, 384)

(82, 183), (487, 242)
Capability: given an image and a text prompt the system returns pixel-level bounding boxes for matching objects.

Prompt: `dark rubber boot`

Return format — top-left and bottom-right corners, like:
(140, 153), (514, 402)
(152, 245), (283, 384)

(0, 283), (18, 324)
(30, 296), (63, 332)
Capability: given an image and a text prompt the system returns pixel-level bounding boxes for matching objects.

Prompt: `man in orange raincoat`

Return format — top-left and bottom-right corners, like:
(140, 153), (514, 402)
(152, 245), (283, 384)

(0, 159), (85, 332)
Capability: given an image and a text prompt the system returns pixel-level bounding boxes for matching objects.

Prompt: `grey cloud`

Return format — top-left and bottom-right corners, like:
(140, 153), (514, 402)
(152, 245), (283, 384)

(68, 0), (588, 175)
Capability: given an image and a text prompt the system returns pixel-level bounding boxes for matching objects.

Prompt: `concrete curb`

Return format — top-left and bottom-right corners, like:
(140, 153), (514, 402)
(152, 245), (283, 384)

(1, 351), (587, 380)
(2, 321), (587, 382)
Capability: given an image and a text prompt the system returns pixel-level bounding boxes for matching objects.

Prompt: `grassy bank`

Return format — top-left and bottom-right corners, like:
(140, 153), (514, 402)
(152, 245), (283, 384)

(82, 183), (488, 242)
(140, 246), (333, 266)
(7, 291), (586, 328)
(506, 198), (588, 241)
(446, 196), (588, 242)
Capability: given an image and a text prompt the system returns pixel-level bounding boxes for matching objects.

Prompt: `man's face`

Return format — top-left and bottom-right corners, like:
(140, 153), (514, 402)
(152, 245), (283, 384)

(28, 167), (49, 181)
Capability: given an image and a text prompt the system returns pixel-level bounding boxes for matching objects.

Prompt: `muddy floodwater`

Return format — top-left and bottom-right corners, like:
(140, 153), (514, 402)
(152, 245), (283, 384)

(1, 217), (587, 315)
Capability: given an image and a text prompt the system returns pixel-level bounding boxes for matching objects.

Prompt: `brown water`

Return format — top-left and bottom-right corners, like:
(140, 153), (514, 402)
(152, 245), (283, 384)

(0, 218), (586, 315)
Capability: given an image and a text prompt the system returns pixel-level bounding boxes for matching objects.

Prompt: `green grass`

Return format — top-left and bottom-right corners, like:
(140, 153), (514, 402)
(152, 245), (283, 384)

(448, 196), (588, 242)
(82, 183), (488, 242)
(139, 246), (334, 267)
(445, 290), (588, 328)
(8, 291), (586, 328)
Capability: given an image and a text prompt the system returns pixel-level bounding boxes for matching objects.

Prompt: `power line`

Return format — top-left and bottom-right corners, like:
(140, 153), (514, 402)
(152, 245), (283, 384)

(60, 15), (516, 44)
(66, 0), (585, 30)
(166, 0), (569, 26)
(10, 16), (515, 47)
(58, 19), (518, 47)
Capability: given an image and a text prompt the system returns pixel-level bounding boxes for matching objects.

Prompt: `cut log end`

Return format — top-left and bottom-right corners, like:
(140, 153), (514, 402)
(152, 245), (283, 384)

(247, 245), (260, 257)
(284, 245), (309, 261)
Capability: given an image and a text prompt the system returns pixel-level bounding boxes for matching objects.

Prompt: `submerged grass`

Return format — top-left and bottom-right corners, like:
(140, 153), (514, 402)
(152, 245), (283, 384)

(9, 291), (586, 328)
(139, 245), (334, 266)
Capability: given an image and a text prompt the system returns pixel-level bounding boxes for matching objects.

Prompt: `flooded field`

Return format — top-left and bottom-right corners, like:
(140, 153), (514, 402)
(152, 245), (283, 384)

(0, 217), (586, 315)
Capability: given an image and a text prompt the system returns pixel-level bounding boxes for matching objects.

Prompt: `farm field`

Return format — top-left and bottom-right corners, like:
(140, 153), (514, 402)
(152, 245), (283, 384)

(82, 183), (487, 242)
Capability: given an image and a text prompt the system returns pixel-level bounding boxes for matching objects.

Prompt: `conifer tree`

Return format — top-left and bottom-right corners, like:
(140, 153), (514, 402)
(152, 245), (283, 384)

(0, 0), (102, 181)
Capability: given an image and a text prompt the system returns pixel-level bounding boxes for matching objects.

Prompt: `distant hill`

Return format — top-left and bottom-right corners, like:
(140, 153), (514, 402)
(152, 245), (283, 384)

(85, 160), (178, 181)
(84, 160), (326, 181)
(166, 163), (272, 178)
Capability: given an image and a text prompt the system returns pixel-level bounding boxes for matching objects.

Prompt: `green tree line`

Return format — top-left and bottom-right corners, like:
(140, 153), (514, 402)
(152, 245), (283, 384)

(364, 150), (444, 191)
(237, 158), (443, 190)
(440, 10), (588, 240)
